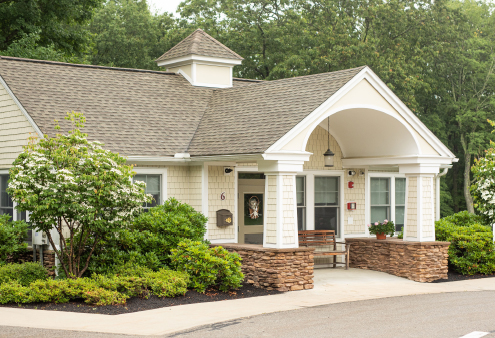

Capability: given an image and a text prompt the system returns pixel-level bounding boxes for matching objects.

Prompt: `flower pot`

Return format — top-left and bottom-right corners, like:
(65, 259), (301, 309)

(376, 232), (386, 240)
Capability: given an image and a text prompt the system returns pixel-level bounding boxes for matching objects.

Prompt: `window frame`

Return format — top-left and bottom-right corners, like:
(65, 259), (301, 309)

(132, 168), (167, 210)
(370, 177), (391, 224)
(295, 170), (345, 239)
(296, 175), (306, 231)
(0, 170), (27, 222)
(366, 172), (408, 237)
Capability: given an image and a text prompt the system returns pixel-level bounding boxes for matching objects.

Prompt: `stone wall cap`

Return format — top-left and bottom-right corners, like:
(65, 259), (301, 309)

(345, 238), (450, 246)
(210, 243), (315, 253)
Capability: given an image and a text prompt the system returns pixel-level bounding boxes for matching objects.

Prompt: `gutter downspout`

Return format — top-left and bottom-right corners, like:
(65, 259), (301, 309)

(436, 168), (449, 221)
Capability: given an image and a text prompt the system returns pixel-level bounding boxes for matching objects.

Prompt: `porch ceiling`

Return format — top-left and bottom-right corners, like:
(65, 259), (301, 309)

(321, 108), (420, 158)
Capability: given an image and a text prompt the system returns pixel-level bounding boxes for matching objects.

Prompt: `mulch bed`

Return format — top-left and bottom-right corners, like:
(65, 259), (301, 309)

(432, 268), (495, 283)
(0, 282), (282, 315)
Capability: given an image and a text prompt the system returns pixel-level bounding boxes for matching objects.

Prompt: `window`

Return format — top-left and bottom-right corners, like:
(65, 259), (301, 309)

(134, 174), (161, 211)
(296, 176), (306, 231)
(395, 178), (406, 232)
(314, 176), (339, 236)
(0, 174), (29, 244)
(370, 178), (390, 223)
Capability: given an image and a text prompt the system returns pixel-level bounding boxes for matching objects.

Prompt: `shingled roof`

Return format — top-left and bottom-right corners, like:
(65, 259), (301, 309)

(0, 56), (364, 157)
(156, 29), (243, 62)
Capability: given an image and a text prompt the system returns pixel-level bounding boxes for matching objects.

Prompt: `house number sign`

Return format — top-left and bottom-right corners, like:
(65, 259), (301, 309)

(220, 192), (226, 200)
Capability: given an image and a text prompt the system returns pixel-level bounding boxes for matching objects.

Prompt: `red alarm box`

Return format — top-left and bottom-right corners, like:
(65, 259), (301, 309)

(348, 181), (354, 189)
(347, 202), (357, 210)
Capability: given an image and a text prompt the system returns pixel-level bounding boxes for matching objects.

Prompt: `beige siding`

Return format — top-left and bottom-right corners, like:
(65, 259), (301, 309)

(406, 177), (418, 239)
(165, 165), (203, 212)
(422, 176), (434, 238)
(304, 126), (342, 170)
(208, 166), (235, 240)
(195, 64), (231, 86)
(344, 169), (366, 235)
(282, 175), (296, 245)
(265, 175), (277, 244)
(0, 85), (36, 169)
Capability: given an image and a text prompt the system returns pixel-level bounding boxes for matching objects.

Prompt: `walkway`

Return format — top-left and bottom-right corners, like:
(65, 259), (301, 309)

(0, 268), (494, 336)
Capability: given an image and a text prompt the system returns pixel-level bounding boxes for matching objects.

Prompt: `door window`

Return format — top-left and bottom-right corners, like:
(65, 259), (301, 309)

(314, 176), (339, 235)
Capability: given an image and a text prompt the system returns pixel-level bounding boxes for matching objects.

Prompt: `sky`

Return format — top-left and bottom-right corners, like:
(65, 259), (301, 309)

(148, 0), (184, 14)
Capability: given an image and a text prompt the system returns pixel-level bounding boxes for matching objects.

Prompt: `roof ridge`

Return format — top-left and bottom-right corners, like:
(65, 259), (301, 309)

(0, 56), (177, 75)
(195, 29), (244, 60)
(214, 66), (368, 92)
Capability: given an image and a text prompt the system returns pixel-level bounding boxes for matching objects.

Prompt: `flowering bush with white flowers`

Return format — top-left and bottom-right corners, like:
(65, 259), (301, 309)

(367, 219), (395, 236)
(7, 112), (152, 279)
(472, 143), (495, 226)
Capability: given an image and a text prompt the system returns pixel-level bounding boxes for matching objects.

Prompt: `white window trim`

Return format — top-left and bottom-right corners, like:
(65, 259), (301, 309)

(367, 172), (407, 237)
(133, 168), (168, 207)
(297, 170), (345, 239)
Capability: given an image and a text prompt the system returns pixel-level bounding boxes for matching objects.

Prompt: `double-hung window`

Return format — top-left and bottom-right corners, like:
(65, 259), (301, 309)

(0, 173), (29, 243)
(315, 176), (340, 236)
(296, 176), (306, 231)
(133, 170), (166, 212)
(370, 175), (406, 232)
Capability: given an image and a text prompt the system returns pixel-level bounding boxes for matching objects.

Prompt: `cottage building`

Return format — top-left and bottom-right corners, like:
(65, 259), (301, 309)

(0, 30), (456, 275)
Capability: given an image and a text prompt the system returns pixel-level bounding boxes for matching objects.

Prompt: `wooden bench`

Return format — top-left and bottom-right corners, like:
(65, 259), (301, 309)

(298, 230), (351, 269)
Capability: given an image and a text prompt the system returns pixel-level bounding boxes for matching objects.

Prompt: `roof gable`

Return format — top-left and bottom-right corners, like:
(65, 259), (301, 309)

(156, 29), (243, 62)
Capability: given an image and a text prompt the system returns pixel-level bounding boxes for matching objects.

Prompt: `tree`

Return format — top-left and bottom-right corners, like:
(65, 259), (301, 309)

(7, 112), (151, 278)
(88, 0), (176, 69)
(427, 0), (495, 213)
(0, 0), (103, 56)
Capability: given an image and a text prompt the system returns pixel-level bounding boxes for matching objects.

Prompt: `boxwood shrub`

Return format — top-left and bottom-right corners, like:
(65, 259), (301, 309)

(0, 266), (189, 306)
(436, 213), (495, 275)
(170, 239), (243, 293)
(0, 262), (49, 286)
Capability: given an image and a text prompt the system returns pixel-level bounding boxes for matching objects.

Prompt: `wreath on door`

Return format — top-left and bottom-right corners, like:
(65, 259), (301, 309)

(247, 196), (261, 219)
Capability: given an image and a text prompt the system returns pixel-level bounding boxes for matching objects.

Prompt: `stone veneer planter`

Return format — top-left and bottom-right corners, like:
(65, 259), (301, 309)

(346, 238), (450, 282)
(212, 244), (315, 292)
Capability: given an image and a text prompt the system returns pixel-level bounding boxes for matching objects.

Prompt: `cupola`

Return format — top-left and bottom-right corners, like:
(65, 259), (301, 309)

(156, 29), (243, 88)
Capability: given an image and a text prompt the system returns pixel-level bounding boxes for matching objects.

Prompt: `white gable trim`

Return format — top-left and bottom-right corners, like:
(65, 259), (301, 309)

(265, 66), (455, 159)
(0, 75), (43, 138)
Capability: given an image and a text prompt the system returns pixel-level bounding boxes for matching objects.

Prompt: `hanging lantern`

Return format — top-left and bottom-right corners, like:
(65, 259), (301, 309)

(324, 117), (334, 167)
(324, 148), (335, 167)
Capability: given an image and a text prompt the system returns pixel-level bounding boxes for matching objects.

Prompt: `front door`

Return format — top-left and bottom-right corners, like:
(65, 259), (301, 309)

(238, 178), (265, 244)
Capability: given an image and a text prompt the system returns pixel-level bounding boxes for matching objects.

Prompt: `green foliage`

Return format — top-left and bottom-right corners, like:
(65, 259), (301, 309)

(87, 198), (207, 275)
(436, 214), (495, 275)
(170, 240), (243, 293)
(7, 112), (151, 278)
(0, 0), (103, 56)
(472, 141), (495, 225)
(367, 220), (395, 237)
(0, 266), (188, 306)
(88, 0), (176, 69)
(398, 227), (404, 240)
(0, 263), (49, 286)
(0, 215), (29, 264)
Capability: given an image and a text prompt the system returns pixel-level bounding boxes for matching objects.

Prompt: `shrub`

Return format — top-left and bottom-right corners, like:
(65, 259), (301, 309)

(87, 198), (208, 275)
(0, 262), (49, 286)
(170, 240), (243, 293)
(0, 266), (189, 306)
(0, 214), (29, 264)
(436, 216), (495, 275)
(440, 211), (483, 227)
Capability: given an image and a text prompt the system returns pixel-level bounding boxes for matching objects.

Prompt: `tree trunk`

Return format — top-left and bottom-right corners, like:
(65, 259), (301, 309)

(453, 155), (459, 213)
(464, 152), (475, 213)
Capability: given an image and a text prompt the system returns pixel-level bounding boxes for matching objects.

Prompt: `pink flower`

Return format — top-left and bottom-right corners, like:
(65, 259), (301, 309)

(384, 220), (388, 224)
(374, 222), (378, 225)
(367, 224), (370, 227)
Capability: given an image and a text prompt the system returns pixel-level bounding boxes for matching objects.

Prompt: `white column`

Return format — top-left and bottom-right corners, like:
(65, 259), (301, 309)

(259, 155), (309, 248)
